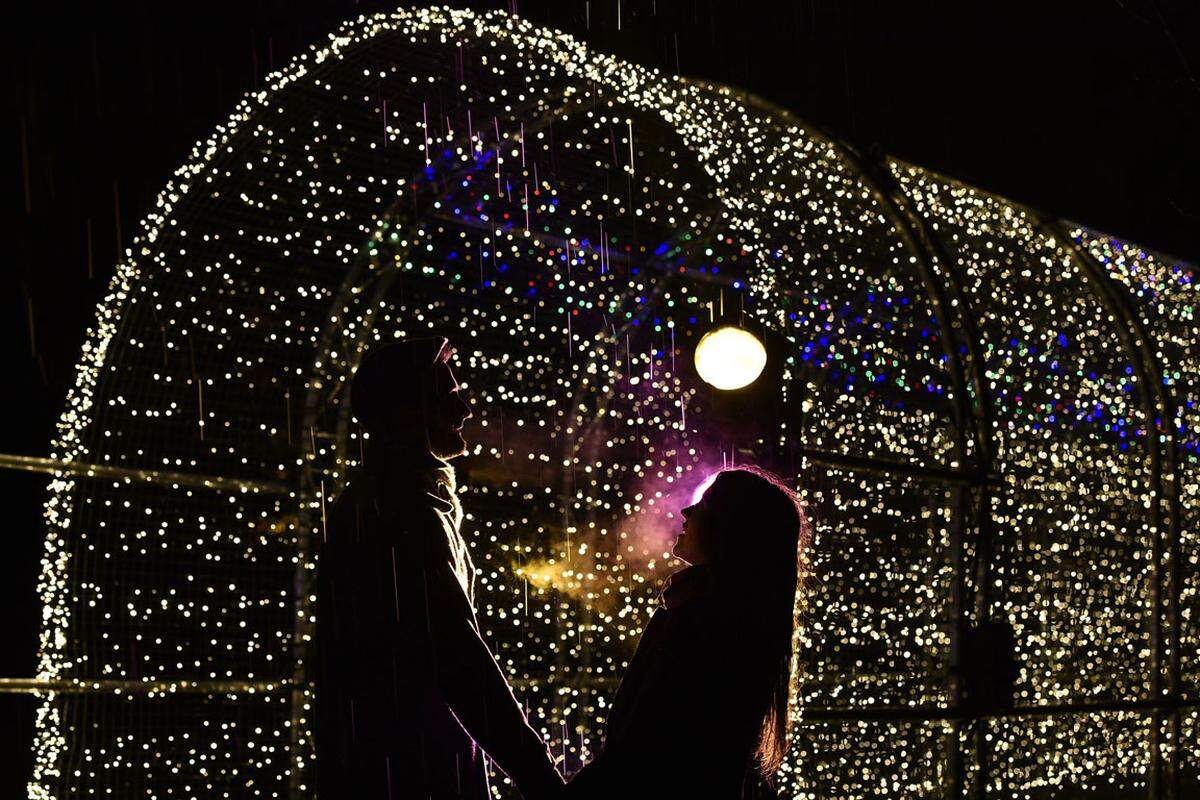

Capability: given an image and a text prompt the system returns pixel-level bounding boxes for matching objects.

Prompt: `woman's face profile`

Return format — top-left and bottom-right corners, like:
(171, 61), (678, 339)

(674, 492), (712, 565)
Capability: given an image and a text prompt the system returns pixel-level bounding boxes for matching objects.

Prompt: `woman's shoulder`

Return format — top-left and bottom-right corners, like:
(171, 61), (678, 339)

(651, 593), (729, 648)
(668, 591), (770, 647)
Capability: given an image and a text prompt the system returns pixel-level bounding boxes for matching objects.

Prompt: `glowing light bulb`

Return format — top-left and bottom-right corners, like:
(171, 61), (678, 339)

(693, 326), (767, 390)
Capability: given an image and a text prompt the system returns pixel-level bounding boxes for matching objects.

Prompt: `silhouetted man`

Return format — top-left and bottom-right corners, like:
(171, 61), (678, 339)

(315, 336), (563, 799)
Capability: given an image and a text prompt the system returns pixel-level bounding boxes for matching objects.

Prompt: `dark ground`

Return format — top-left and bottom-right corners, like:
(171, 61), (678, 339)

(2, 0), (1197, 793)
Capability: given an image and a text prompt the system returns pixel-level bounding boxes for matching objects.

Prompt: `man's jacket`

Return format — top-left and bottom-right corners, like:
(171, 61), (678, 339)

(314, 448), (560, 799)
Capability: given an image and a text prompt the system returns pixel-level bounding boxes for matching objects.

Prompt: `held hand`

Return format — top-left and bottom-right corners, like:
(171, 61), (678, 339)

(512, 748), (565, 800)
(521, 784), (567, 800)
(517, 767), (565, 800)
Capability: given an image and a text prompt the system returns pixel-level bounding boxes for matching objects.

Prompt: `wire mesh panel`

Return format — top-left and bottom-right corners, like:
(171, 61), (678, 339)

(741, 129), (966, 471)
(1183, 710), (1200, 797)
(893, 167), (1165, 794)
(797, 468), (955, 710)
(984, 711), (1154, 799)
(57, 483), (294, 684)
(782, 719), (954, 799)
(31, 5), (1196, 800)
(52, 691), (292, 798)
(1072, 231), (1198, 699)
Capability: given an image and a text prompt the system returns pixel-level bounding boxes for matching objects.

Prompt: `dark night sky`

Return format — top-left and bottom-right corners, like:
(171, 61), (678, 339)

(2, 0), (1197, 792)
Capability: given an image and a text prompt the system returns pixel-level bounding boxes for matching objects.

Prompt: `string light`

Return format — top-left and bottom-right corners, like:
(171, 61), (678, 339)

(29, 6), (1196, 800)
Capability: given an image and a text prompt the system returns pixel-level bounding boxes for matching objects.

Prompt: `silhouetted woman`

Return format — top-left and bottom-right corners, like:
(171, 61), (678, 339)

(566, 466), (811, 800)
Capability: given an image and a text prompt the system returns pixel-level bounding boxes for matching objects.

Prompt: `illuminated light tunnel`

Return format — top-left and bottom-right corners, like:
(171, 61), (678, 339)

(30, 6), (1198, 799)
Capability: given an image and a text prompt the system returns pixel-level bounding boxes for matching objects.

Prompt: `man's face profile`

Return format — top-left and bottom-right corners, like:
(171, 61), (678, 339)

(425, 360), (473, 460)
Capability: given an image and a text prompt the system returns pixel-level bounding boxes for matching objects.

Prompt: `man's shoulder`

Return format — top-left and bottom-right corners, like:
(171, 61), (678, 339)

(333, 470), (431, 508)
(328, 475), (378, 520)
(327, 472), (452, 543)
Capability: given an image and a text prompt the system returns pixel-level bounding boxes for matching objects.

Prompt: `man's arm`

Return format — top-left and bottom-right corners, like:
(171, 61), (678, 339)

(415, 515), (563, 800)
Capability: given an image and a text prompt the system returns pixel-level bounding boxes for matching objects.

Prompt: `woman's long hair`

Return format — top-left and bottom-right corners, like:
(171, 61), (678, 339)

(698, 465), (812, 780)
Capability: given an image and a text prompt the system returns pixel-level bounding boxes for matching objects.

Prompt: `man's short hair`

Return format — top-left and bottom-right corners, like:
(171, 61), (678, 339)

(350, 336), (454, 433)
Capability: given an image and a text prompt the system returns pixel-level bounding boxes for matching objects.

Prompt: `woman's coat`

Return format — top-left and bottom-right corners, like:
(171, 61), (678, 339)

(566, 564), (780, 799)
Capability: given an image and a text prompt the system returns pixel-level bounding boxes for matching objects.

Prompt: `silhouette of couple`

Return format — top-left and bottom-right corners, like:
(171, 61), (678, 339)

(315, 337), (808, 799)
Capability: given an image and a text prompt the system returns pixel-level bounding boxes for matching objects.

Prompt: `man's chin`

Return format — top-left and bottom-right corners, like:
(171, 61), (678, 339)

(432, 432), (468, 460)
